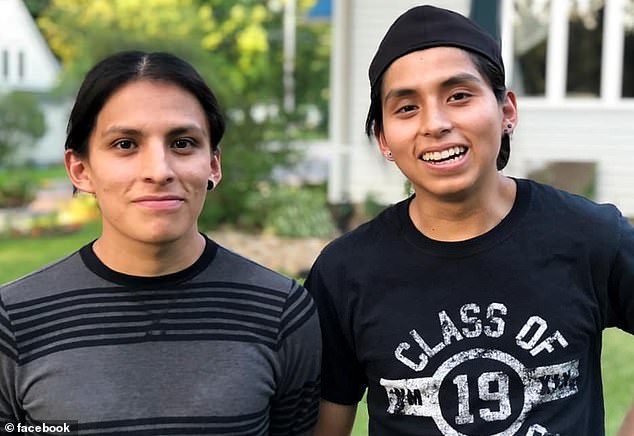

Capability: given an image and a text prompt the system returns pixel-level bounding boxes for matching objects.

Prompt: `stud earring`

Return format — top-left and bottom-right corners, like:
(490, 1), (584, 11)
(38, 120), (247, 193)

(386, 151), (393, 160)
(207, 180), (214, 191)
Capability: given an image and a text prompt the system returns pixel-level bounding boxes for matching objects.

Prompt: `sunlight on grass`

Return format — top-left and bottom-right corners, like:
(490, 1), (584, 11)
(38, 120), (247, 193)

(0, 220), (101, 284)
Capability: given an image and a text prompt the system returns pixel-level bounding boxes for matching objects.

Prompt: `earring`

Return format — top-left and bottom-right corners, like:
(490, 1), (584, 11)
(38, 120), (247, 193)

(207, 180), (214, 191)
(386, 151), (394, 161)
(505, 123), (513, 134)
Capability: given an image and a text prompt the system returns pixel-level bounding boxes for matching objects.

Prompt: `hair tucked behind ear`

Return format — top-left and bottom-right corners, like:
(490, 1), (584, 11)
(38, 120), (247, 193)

(65, 51), (226, 158)
(365, 50), (511, 170)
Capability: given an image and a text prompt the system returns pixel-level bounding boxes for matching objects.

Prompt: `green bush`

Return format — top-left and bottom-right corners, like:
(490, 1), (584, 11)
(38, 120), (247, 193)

(241, 183), (337, 238)
(0, 175), (36, 208)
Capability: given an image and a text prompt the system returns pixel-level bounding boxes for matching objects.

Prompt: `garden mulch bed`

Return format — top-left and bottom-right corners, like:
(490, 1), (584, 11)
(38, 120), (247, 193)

(207, 229), (333, 278)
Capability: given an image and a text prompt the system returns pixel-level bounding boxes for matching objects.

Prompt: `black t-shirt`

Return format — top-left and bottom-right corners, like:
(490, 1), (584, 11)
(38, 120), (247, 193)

(305, 178), (634, 436)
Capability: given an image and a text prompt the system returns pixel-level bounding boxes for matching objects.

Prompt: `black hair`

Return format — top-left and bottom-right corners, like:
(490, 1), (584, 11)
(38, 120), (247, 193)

(364, 50), (510, 170)
(65, 51), (225, 157)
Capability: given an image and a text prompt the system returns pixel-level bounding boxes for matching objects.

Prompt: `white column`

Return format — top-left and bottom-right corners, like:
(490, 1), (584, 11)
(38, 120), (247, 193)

(328, 0), (351, 203)
(601, 0), (625, 103)
(283, 0), (296, 113)
(500, 0), (514, 88)
(546, 0), (570, 102)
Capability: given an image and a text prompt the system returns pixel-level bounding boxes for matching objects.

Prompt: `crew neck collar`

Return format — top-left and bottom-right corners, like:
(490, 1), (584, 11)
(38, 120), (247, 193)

(79, 234), (218, 288)
(397, 178), (530, 258)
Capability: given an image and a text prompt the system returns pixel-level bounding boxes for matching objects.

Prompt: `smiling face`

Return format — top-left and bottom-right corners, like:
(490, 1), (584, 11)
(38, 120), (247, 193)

(377, 47), (516, 202)
(65, 79), (221, 248)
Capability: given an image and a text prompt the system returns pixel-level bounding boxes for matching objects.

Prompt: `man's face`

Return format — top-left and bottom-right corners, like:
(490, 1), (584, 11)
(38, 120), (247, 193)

(66, 79), (221, 247)
(378, 47), (516, 201)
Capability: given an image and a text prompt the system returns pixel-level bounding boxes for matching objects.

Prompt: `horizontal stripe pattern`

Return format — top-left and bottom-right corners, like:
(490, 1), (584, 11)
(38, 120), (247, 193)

(0, 298), (17, 362)
(278, 283), (317, 344)
(23, 410), (270, 435)
(3, 282), (310, 364)
(270, 379), (320, 435)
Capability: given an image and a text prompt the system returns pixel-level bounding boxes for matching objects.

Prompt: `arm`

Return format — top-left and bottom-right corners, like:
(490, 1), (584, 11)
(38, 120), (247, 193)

(314, 400), (357, 436)
(0, 296), (19, 424)
(617, 400), (634, 436)
(269, 283), (321, 436)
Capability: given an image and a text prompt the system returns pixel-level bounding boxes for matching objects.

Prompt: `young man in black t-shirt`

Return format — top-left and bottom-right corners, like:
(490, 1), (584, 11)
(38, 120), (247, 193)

(305, 5), (634, 436)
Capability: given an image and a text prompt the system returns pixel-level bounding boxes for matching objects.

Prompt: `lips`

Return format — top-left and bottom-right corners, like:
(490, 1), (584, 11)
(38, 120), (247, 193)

(133, 195), (184, 210)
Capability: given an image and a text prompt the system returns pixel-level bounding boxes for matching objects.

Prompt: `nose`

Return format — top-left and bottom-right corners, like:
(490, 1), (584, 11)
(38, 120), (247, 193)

(141, 143), (175, 185)
(420, 102), (452, 138)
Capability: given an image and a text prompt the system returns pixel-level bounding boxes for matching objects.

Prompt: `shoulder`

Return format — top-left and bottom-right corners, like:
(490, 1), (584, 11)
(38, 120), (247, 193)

(0, 250), (84, 306)
(316, 200), (405, 269)
(523, 178), (622, 226)
(201, 243), (298, 296)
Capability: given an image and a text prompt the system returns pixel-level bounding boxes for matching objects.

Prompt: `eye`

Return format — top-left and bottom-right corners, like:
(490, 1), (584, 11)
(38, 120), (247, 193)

(113, 139), (136, 150)
(449, 92), (471, 102)
(172, 138), (196, 149)
(396, 104), (417, 114)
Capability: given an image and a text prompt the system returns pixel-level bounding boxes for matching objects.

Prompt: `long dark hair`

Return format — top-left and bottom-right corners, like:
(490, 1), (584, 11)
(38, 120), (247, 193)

(65, 51), (226, 157)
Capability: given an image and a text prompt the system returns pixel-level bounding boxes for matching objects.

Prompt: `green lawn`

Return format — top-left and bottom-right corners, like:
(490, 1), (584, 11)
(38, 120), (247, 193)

(0, 227), (632, 435)
(0, 220), (101, 284)
(0, 164), (67, 186)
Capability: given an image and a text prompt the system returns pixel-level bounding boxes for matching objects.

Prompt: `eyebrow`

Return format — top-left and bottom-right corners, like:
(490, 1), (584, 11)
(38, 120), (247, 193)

(383, 73), (484, 104)
(101, 124), (206, 138)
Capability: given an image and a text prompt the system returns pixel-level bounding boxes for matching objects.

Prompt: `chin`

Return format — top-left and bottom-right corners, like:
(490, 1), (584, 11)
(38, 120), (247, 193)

(135, 226), (191, 245)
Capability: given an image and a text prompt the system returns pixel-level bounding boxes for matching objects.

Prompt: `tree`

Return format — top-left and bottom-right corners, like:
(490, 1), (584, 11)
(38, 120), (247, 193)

(0, 91), (46, 166)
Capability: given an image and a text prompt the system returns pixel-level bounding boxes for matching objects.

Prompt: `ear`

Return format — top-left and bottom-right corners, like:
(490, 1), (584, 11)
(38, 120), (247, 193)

(209, 149), (222, 188)
(376, 131), (392, 160)
(502, 90), (518, 131)
(64, 149), (94, 193)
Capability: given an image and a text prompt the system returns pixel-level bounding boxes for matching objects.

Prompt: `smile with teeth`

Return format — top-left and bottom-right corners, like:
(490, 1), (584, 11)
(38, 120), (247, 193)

(421, 146), (467, 164)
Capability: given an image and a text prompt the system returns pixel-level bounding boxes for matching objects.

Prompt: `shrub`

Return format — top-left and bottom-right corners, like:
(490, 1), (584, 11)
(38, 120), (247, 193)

(241, 183), (337, 238)
(0, 175), (36, 208)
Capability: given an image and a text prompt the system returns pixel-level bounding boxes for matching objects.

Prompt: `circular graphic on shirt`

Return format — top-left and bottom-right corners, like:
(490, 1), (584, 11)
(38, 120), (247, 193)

(381, 348), (579, 436)
(430, 349), (530, 436)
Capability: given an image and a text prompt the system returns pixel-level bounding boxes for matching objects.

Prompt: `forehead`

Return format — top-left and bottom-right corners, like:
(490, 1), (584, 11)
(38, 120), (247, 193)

(101, 79), (199, 111)
(382, 46), (482, 90)
(94, 80), (207, 129)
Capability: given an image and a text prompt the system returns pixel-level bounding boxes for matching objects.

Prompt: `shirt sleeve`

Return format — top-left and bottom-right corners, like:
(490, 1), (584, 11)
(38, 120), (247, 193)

(304, 256), (367, 405)
(607, 214), (634, 334)
(269, 282), (321, 436)
(0, 295), (20, 426)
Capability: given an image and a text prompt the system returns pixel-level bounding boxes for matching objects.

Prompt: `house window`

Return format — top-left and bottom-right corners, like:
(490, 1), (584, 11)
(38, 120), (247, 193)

(512, 0), (550, 96)
(18, 51), (24, 80)
(2, 50), (8, 79)
(623, 0), (634, 97)
(566, 0), (603, 97)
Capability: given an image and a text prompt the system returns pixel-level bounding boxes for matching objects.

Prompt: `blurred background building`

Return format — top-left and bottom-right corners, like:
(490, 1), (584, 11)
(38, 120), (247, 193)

(3, 0), (634, 217)
(0, 0), (66, 165)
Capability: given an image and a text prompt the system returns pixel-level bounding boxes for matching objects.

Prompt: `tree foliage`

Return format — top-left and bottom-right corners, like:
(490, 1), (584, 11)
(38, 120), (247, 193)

(0, 92), (46, 166)
(36, 0), (331, 229)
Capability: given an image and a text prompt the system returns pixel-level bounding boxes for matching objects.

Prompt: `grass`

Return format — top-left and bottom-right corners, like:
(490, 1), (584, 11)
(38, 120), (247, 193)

(0, 164), (67, 187)
(0, 226), (632, 435)
(0, 220), (101, 284)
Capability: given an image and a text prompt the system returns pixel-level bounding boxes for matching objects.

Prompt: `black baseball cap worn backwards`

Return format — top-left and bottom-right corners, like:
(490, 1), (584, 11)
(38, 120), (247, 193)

(368, 5), (504, 90)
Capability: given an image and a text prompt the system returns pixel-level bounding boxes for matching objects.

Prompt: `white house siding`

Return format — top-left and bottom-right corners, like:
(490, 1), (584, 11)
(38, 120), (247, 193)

(507, 101), (634, 216)
(0, 0), (64, 165)
(0, 0), (59, 92)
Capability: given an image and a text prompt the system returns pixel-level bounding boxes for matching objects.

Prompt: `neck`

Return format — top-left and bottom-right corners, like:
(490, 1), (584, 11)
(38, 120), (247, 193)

(92, 229), (206, 277)
(409, 175), (516, 242)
